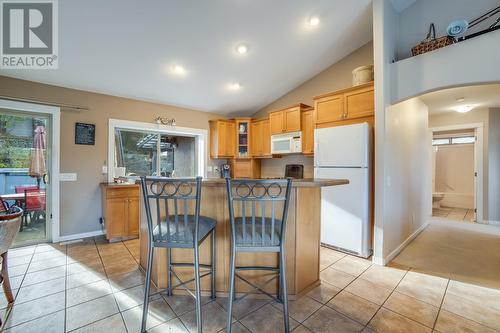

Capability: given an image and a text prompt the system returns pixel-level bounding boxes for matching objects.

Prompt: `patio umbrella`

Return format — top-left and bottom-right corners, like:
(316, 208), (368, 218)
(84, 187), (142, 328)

(28, 125), (46, 187)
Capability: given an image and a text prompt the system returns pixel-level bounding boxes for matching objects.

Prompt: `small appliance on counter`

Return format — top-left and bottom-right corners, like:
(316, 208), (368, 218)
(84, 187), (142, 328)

(285, 164), (304, 179)
(221, 164), (231, 178)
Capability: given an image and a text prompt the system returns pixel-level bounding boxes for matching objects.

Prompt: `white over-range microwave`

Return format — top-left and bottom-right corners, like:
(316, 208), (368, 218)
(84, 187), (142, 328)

(271, 131), (302, 154)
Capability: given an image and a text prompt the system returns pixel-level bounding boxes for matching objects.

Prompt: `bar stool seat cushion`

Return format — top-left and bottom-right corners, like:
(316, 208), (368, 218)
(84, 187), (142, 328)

(153, 215), (216, 245)
(234, 217), (282, 247)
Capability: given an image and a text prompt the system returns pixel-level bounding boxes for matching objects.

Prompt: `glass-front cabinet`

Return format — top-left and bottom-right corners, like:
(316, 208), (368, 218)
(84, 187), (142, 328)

(235, 118), (252, 158)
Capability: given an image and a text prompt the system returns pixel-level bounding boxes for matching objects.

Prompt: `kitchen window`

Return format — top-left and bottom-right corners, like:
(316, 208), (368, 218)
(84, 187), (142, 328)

(108, 119), (207, 181)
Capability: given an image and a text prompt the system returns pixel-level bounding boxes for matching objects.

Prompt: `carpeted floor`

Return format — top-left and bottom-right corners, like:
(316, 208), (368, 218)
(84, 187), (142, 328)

(391, 218), (500, 290)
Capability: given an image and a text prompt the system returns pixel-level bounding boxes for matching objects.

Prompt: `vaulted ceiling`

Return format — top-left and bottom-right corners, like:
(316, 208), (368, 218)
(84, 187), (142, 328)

(0, 0), (373, 115)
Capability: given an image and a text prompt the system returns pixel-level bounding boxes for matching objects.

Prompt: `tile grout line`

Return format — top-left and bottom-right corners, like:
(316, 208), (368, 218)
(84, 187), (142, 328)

(298, 257), (375, 331)
(1, 244), (66, 332)
(432, 278), (450, 331)
(1, 244), (37, 330)
(361, 267), (410, 332)
(94, 238), (131, 333)
(63, 242), (68, 333)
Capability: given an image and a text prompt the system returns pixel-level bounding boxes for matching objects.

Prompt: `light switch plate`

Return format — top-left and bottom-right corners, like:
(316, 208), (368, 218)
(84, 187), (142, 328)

(102, 165), (108, 174)
(60, 173), (77, 181)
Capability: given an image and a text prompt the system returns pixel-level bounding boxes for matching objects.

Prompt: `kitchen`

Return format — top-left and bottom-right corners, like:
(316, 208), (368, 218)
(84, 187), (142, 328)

(4, 0), (498, 332)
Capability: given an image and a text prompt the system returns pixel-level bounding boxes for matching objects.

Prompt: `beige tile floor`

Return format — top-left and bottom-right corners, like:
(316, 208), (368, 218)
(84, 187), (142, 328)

(1, 237), (499, 333)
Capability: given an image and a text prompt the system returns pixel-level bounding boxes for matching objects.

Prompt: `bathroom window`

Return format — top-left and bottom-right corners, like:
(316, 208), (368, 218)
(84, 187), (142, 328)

(432, 136), (475, 146)
(451, 136), (475, 145)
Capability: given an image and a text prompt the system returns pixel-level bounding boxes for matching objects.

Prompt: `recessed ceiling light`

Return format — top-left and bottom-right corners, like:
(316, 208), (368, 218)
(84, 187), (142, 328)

(308, 16), (320, 27)
(170, 64), (185, 75)
(454, 105), (473, 113)
(236, 44), (248, 55)
(228, 82), (241, 91)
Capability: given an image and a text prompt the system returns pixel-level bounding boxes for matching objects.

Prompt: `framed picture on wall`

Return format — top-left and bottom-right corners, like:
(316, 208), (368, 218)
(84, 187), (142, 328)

(75, 122), (95, 145)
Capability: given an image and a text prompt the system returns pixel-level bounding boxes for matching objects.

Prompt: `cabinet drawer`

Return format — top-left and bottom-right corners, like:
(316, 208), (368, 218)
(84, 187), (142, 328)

(106, 187), (139, 199)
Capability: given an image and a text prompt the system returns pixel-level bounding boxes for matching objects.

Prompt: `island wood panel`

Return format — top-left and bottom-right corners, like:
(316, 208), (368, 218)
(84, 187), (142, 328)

(139, 183), (324, 297)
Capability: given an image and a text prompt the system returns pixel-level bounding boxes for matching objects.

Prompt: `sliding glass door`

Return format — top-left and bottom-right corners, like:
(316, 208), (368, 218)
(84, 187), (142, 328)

(0, 109), (52, 246)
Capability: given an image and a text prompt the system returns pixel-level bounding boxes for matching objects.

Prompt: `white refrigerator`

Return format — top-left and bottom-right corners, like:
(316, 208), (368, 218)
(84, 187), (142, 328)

(314, 123), (372, 258)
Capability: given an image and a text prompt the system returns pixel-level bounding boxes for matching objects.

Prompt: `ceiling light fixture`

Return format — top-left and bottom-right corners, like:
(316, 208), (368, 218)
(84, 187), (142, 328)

(454, 105), (473, 113)
(308, 16), (320, 27)
(228, 82), (241, 91)
(170, 64), (185, 75)
(456, 97), (465, 102)
(236, 44), (248, 55)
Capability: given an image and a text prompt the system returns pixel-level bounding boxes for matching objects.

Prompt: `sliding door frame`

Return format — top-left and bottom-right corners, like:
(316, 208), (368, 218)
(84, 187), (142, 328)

(0, 99), (61, 242)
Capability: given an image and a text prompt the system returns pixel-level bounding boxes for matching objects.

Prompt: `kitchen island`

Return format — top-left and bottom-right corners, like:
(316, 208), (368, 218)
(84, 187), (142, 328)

(139, 178), (348, 298)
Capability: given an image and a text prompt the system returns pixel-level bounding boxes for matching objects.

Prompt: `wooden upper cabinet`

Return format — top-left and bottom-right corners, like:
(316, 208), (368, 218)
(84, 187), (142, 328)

(301, 110), (314, 155)
(285, 108), (301, 132)
(314, 94), (344, 124)
(250, 121), (262, 157)
(251, 119), (271, 158)
(209, 120), (235, 158)
(344, 85), (374, 120)
(269, 104), (311, 134)
(226, 121), (236, 157)
(313, 82), (374, 126)
(261, 119), (271, 156)
(269, 111), (284, 135)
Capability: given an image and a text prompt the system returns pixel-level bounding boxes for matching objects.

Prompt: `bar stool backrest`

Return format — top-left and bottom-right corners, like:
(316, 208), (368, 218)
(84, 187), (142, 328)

(140, 176), (202, 247)
(226, 178), (292, 250)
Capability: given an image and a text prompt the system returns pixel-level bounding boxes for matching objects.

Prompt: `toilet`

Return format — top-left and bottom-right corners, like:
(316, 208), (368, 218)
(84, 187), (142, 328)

(433, 192), (445, 208)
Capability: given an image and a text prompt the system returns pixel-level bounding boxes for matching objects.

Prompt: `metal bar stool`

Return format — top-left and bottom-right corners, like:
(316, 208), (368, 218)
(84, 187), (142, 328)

(225, 178), (292, 333)
(140, 176), (216, 333)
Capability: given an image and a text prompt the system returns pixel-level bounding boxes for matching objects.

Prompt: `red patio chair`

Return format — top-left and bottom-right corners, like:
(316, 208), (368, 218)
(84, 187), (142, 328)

(20, 189), (44, 229)
(14, 185), (39, 194)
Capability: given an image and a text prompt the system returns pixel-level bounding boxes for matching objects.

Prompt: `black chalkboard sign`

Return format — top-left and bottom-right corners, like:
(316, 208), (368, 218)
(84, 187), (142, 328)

(75, 123), (95, 145)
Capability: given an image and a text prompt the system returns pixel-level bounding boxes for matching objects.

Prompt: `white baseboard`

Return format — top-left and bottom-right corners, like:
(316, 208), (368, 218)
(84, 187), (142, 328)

(485, 220), (500, 226)
(56, 230), (104, 243)
(371, 222), (428, 266)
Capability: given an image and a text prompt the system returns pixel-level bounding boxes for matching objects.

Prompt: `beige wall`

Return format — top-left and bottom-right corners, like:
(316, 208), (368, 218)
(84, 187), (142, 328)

(0, 75), (224, 237)
(488, 108), (500, 222)
(383, 98), (431, 259)
(253, 41), (373, 118)
(429, 109), (489, 219)
(255, 42), (373, 179)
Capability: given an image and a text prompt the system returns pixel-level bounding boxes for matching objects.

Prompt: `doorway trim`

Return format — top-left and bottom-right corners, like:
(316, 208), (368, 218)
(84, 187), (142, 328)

(429, 122), (484, 223)
(0, 99), (61, 242)
(108, 119), (207, 182)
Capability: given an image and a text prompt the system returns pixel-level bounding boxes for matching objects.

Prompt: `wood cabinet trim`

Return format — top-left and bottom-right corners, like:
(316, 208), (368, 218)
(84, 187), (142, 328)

(312, 81), (374, 100)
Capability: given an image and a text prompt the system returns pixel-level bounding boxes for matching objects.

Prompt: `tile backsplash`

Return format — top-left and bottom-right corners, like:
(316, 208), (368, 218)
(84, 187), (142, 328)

(260, 155), (314, 178)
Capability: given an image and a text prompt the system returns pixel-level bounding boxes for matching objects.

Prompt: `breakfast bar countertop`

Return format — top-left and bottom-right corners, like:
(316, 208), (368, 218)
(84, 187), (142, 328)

(139, 176), (349, 298)
(201, 178), (349, 187)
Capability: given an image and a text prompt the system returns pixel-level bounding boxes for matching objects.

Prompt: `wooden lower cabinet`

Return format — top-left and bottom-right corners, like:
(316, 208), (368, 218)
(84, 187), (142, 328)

(101, 184), (140, 242)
